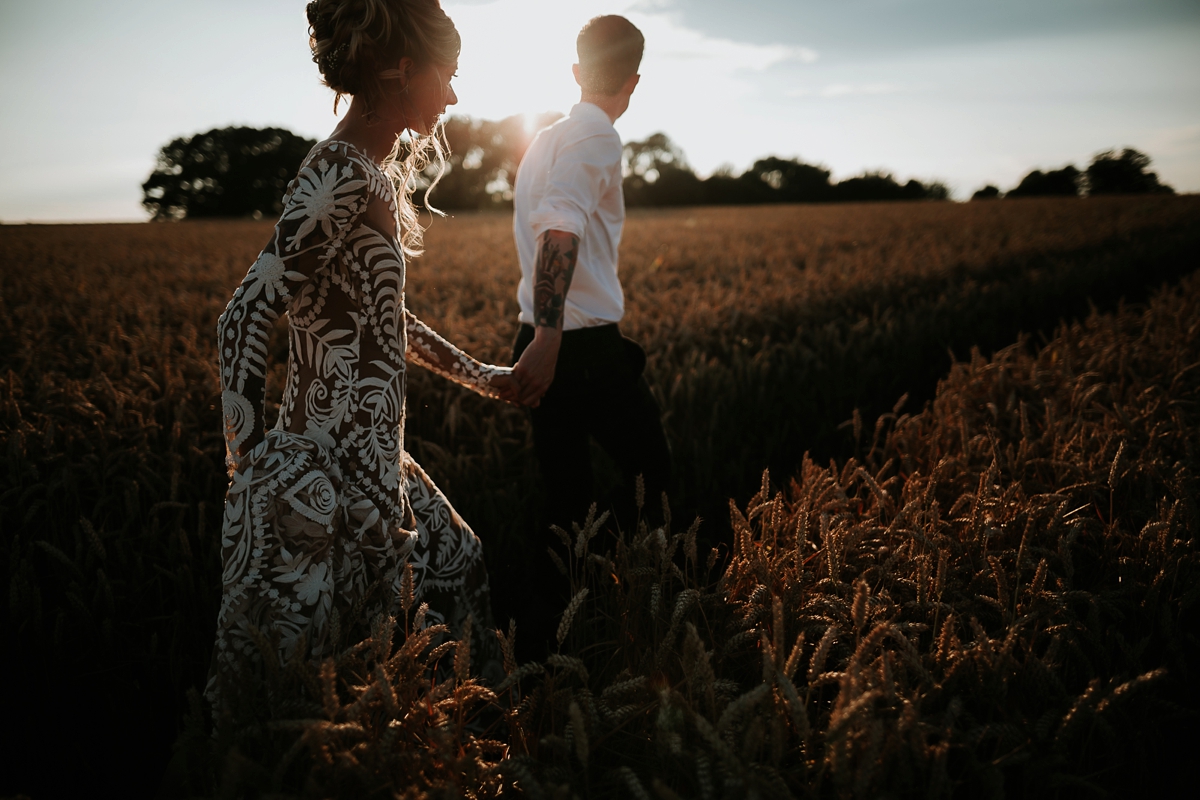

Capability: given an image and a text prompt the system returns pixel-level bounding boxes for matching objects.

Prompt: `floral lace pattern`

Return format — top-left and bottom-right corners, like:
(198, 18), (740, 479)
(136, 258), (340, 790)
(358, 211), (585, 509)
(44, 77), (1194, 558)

(208, 141), (506, 702)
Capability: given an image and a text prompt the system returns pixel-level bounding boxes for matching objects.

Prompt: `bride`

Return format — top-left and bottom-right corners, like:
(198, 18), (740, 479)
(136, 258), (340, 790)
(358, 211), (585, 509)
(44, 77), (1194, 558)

(208, 0), (518, 701)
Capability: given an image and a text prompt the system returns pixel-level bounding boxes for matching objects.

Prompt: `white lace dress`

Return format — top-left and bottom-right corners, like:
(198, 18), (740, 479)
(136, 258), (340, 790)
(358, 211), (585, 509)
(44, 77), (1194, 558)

(208, 140), (505, 700)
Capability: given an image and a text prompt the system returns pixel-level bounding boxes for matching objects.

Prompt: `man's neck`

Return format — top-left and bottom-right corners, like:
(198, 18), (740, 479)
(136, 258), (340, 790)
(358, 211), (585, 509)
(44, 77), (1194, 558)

(579, 92), (626, 124)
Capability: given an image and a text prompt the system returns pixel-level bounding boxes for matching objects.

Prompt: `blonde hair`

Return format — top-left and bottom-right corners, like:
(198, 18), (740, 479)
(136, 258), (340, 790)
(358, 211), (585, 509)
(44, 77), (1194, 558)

(306, 0), (460, 257)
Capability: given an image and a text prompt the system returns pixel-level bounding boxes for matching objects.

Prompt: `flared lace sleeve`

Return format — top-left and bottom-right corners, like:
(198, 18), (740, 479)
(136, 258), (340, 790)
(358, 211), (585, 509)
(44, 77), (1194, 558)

(217, 142), (373, 472)
(404, 310), (511, 400)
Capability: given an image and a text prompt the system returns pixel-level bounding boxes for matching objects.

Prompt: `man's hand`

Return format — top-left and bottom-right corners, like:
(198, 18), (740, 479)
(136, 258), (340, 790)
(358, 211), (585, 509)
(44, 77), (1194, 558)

(512, 326), (561, 407)
(487, 369), (524, 404)
(514, 229), (579, 407)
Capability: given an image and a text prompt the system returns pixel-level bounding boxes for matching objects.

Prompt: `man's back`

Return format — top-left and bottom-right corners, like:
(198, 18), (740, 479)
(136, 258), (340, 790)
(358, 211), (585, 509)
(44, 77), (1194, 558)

(513, 103), (626, 331)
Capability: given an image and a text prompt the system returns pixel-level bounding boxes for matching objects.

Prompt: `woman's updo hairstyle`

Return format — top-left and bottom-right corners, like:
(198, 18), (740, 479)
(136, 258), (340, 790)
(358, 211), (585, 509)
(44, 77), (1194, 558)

(305, 0), (460, 256)
(306, 0), (460, 113)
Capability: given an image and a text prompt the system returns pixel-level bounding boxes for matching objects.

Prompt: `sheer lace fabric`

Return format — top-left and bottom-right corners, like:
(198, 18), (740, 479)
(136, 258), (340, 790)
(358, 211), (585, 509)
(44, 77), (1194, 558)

(208, 141), (506, 701)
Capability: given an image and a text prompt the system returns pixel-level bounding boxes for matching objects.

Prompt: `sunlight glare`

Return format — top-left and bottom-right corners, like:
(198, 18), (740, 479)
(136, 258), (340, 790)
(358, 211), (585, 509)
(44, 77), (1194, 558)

(446, 0), (611, 121)
(444, 0), (817, 173)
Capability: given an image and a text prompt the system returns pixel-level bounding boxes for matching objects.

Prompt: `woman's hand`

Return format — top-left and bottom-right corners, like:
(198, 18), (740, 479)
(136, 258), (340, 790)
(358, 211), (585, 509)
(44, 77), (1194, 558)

(488, 369), (526, 405)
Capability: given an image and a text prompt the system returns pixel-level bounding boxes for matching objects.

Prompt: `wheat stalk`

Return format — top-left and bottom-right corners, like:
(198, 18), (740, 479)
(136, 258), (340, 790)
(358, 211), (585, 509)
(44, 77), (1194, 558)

(557, 587), (589, 648)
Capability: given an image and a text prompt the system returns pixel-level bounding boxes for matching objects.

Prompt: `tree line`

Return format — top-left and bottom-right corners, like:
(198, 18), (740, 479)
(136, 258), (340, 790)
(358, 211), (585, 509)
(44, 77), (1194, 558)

(970, 149), (1173, 200)
(142, 119), (1174, 221)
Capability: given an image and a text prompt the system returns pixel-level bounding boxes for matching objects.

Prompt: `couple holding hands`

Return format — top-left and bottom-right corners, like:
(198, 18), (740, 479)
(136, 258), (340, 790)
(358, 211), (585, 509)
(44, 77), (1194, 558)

(209, 1), (671, 699)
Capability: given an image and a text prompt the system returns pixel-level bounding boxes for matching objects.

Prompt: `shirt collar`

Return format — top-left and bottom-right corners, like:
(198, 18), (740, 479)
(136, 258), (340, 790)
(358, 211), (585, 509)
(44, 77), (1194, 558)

(570, 102), (615, 128)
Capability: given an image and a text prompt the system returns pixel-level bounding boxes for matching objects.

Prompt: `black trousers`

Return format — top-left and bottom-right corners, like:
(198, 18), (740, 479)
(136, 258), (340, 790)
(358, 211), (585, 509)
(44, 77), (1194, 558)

(513, 322), (672, 530)
(511, 323), (672, 656)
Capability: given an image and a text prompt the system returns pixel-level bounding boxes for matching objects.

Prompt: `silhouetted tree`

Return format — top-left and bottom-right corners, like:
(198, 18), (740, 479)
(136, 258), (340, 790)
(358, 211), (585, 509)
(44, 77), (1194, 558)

(437, 118), (957, 208)
(1006, 165), (1081, 198)
(142, 127), (316, 220)
(696, 169), (775, 205)
(743, 157), (832, 202)
(831, 172), (931, 202)
(923, 181), (952, 201)
(428, 113), (561, 210)
(640, 164), (706, 206)
(622, 133), (707, 206)
(972, 185), (1002, 200)
(1085, 148), (1173, 195)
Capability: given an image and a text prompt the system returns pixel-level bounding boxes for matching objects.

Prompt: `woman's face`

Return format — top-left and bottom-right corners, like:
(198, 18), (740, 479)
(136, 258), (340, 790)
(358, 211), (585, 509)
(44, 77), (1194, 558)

(400, 59), (458, 135)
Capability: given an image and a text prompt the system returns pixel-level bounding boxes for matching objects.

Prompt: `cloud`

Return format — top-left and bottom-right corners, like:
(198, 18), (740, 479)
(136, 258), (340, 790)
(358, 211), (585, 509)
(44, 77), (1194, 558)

(786, 82), (903, 98)
(443, 0), (819, 121)
(785, 47), (820, 65)
(638, 15), (813, 72)
(640, 0), (1200, 59)
(659, 45), (817, 65)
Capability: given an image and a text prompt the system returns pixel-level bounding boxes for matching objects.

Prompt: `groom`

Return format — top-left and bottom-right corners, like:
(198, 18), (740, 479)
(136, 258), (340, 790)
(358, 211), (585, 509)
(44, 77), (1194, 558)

(511, 14), (672, 636)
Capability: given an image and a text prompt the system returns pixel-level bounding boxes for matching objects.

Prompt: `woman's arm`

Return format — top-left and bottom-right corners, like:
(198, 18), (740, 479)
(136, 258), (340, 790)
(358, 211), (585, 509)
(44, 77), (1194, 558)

(404, 310), (520, 402)
(217, 143), (373, 473)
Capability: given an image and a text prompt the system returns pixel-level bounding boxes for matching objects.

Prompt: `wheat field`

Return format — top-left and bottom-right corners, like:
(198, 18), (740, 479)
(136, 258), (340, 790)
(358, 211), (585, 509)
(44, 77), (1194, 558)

(2, 196), (1199, 797)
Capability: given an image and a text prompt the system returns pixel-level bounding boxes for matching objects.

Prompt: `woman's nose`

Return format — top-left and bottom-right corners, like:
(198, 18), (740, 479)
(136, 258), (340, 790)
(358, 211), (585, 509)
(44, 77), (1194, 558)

(446, 84), (458, 106)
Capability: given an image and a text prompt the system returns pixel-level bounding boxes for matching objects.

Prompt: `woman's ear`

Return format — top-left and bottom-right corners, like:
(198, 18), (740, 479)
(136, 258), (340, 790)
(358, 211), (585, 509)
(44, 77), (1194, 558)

(397, 55), (415, 86)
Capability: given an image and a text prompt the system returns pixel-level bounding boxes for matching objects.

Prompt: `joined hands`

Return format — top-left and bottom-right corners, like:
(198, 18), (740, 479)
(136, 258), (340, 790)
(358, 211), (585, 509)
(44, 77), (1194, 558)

(510, 326), (561, 407)
(488, 327), (562, 407)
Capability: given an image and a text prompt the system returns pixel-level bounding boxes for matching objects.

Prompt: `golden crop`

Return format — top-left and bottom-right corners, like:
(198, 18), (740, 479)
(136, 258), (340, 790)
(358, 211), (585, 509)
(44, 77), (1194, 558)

(2, 195), (1199, 797)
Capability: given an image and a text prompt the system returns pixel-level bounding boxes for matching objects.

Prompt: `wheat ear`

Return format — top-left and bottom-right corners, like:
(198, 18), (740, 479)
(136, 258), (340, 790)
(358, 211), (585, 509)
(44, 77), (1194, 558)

(557, 587), (589, 648)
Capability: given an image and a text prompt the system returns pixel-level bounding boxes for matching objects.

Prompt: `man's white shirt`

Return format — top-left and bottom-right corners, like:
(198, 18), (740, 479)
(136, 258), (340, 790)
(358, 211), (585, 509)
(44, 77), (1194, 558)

(513, 102), (626, 331)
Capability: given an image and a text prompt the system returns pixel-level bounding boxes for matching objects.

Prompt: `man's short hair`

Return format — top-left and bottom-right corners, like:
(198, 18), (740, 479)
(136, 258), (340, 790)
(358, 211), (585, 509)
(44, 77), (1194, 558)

(576, 15), (644, 96)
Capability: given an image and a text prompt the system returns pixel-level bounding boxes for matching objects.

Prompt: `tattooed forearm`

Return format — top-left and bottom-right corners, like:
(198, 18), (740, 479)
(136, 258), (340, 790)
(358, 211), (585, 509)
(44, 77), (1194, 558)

(532, 230), (580, 329)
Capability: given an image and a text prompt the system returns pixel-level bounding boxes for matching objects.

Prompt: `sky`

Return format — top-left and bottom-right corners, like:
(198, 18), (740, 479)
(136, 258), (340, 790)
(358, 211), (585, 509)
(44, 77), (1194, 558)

(0, 0), (1197, 222)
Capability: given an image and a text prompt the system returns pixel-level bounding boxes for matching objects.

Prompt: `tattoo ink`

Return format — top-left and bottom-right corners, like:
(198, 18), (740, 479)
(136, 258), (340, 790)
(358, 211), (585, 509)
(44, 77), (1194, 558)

(532, 232), (580, 329)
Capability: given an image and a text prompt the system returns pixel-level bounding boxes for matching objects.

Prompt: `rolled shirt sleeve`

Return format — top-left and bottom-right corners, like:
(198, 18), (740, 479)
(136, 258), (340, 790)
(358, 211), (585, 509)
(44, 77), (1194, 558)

(513, 102), (627, 329)
(528, 132), (623, 240)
